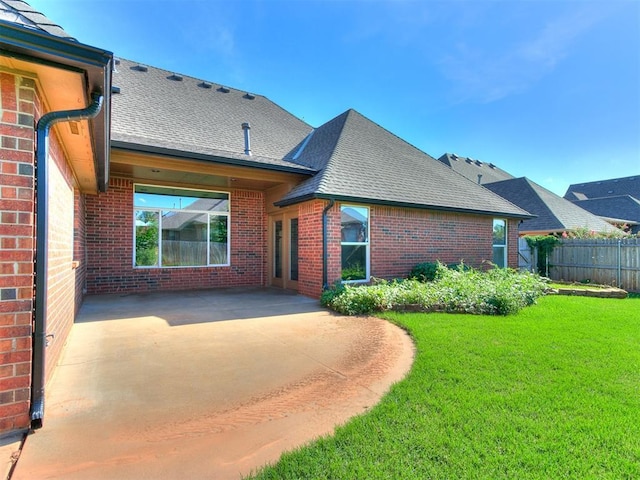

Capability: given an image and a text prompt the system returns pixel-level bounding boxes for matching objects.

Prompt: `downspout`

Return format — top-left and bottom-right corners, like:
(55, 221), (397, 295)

(322, 199), (335, 290)
(31, 92), (104, 429)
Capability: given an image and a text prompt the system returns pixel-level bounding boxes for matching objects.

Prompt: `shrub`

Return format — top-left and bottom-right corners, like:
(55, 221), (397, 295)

(323, 263), (549, 316)
(409, 262), (439, 282)
(320, 282), (346, 307)
(409, 261), (471, 283)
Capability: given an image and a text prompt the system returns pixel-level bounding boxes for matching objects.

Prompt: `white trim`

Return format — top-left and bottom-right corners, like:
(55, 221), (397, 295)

(492, 218), (508, 268)
(340, 204), (370, 283)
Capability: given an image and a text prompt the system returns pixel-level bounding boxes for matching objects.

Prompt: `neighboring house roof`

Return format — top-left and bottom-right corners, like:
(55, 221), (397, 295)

(0, 0), (74, 39)
(564, 175), (640, 201)
(572, 196), (640, 225)
(563, 175), (640, 232)
(437, 153), (514, 185)
(484, 177), (619, 234)
(111, 59), (314, 175)
(276, 109), (531, 218)
(160, 198), (228, 231)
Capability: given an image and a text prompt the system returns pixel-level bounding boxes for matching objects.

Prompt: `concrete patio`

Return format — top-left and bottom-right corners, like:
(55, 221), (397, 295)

(10, 288), (414, 479)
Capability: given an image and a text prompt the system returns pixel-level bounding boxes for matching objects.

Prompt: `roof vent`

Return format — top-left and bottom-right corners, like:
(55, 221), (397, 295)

(488, 163), (496, 169)
(243, 93), (256, 100)
(198, 81), (212, 89)
(465, 158), (473, 164)
(111, 86), (121, 94)
(241, 122), (252, 156)
(168, 74), (183, 81)
(451, 153), (458, 160)
(131, 65), (148, 72)
(114, 59), (121, 65)
(217, 86), (230, 93)
(475, 160), (482, 166)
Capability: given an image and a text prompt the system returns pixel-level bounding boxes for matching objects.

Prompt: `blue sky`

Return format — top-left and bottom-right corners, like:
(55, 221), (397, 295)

(30, 0), (639, 196)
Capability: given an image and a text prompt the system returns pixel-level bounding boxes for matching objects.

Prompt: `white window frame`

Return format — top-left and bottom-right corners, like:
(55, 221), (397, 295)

(133, 184), (231, 268)
(340, 204), (370, 283)
(492, 218), (507, 268)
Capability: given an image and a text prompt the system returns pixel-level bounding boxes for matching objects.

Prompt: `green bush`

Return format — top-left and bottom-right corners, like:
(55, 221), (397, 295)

(410, 261), (472, 282)
(323, 263), (549, 316)
(409, 262), (439, 282)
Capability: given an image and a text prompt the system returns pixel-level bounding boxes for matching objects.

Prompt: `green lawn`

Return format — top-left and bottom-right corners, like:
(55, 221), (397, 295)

(248, 295), (640, 479)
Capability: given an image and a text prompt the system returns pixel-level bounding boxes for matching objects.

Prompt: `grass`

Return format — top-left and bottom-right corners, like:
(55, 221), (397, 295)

(247, 295), (640, 479)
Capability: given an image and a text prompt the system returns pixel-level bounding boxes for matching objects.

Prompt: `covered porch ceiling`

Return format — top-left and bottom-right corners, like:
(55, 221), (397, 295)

(110, 148), (310, 192)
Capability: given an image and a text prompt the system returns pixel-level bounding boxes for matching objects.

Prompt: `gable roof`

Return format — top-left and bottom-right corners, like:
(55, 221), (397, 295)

(276, 109), (531, 218)
(437, 153), (514, 185)
(0, 0), (74, 39)
(484, 177), (619, 234)
(564, 175), (640, 201)
(111, 59), (314, 174)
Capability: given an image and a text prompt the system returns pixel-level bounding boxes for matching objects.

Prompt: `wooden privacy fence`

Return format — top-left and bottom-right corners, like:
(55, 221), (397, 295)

(549, 238), (640, 292)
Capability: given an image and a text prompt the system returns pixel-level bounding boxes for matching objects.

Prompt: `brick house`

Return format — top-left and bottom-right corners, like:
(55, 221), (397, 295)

(0, 1), (530, 434)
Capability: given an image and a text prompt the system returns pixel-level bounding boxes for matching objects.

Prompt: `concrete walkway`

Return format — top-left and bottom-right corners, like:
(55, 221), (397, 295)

(11, 288), (414, 479)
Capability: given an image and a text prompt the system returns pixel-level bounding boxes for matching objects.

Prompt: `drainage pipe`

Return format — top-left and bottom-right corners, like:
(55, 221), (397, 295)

(31, 93), (104, 429)
(322, 198), (335, 290)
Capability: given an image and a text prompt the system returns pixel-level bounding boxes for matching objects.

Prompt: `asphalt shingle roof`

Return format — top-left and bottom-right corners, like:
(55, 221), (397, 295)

(277, 109), (531, 218)
(111, 59), (314, 173)
(564, 175), (640, 201)
(485, 177), (619, 233)
(0, 0), (74, 39)
(572, 196), (640, 225)
(437, 153), (514, 185)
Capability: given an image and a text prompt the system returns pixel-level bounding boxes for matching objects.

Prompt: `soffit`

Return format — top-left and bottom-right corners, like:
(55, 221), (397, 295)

(110, 149), (305, 192)
(1, 55), (98, 192)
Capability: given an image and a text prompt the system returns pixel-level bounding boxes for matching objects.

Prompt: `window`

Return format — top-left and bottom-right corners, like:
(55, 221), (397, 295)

(133, 185), (230, 268)
(492, 218), (507, 268)
(341, 205), (369, 281)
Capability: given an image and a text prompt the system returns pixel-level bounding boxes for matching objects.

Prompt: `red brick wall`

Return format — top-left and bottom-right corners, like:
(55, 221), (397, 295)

(370, 206), (503, 279)
(44, 115), (80, 384)
(74, 190), (87, 311)
(0, 73), (35, 432)
(85, 178), (267, 293)
(292, 201), (521, 298)
(507, 219), (519, 268)
(297, 200), (334, 298)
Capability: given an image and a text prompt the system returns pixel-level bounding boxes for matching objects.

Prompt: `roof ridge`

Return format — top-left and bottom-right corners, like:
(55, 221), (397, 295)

(116, 58), (261, 98)
(568, 174), (640, 188)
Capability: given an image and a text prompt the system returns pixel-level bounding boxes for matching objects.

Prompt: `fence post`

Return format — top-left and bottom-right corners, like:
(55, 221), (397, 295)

(617, 239), (622, 287)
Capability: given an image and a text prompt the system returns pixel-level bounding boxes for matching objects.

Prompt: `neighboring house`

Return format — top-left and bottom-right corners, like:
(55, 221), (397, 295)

(0, 2), (531, 434)
(437, 154), (620, 235)
(483, 178), (619, 236)
(564, 176), (640, 234)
